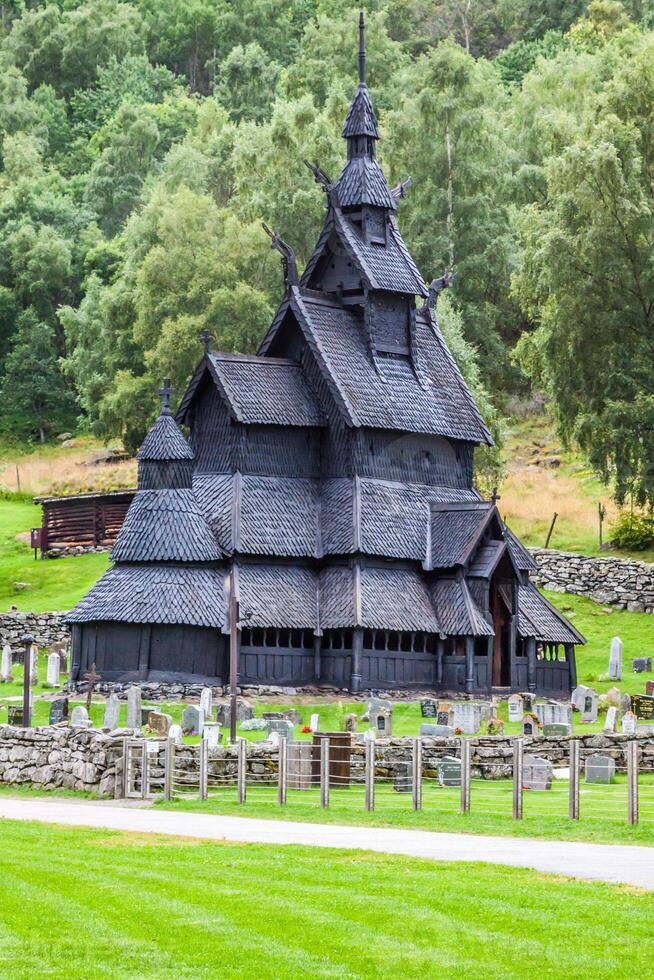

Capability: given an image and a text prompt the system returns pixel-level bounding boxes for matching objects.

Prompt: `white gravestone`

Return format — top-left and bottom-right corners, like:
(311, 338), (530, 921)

(168, 723), (183, 744)
(200, 687), (213, 719)
(536, 702), (572, 727)
(126, 687), (142, 728)
(585, 753), (616, 784)
(309, 713), (320, 732)
(203, 723), (222, 749)
(46, 652), (60, 688)
(363, 728), (376, 742)
(70, 705), (91, 728)
(608, 636), (623, 681)
(29, 644), (39, 684)
(453, 703), (481, 734)
(571, 685), (589, 711)
(603, 706), (618, 733)
(622, 711), (637, 735)
(508, 694), (523, 722)
(580, 690), (598, 724)
(1, 644), (12, 682)
(103, 694), (120, 730)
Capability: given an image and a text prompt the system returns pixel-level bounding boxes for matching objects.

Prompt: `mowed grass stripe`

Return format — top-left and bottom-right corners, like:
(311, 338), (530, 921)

(0, 821), (653, 978)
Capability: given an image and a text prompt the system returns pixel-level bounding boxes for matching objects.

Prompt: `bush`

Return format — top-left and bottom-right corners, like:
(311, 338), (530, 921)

(609, 511), (654, 551)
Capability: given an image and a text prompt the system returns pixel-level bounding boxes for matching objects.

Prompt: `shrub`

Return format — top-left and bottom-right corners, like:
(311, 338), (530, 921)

(609, 511), (654, 551)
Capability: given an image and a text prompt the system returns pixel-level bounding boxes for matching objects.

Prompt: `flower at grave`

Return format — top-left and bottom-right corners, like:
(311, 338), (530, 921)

(454, 726), (463, 736)
(301, 725), (312, 733)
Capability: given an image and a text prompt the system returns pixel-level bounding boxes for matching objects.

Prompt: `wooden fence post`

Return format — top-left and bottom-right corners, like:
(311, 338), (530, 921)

(513, 738), (523, 820)
(412, 738), (422, 812)
(237, 737), (247, 804)
(199, 737), (208, 801)
(569, 739), (580, 820)
(141, 742), (148, 800)
(320, 736), (330, 809)
(460, 737), (471, 814)
(164, 738), (174, 802)
(278, 737), (288, 806)
(628, 740), (639, 826)
(364, 738), (375, 811)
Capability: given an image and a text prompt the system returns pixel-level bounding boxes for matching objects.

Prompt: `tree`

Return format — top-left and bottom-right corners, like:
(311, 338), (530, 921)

(213, 42), (280, 123)
(512, 35), (654, 506)
(0, 312), (76, 442)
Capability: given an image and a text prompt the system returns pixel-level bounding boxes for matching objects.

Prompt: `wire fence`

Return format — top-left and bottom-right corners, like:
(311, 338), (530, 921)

(117, 735), (653, 827)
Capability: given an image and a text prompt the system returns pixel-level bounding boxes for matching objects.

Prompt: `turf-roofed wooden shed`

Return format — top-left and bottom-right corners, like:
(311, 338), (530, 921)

(67, 15), (582, 694)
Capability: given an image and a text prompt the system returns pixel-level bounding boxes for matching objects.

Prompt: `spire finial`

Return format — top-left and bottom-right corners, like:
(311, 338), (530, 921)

(358, 9), (366, 85)
(158, 378), (175, 416)
(200, 328), (212, 354)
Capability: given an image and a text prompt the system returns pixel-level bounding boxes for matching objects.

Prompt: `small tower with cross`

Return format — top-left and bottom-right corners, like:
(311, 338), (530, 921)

(158, 378), (175, 417)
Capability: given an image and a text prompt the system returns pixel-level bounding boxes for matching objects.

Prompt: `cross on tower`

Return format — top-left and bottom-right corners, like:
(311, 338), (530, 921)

(200, 328), (212, 354)
(158, 378), (175, 416)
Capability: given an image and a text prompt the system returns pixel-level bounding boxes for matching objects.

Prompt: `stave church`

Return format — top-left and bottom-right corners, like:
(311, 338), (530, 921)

(67, 15), (582, 696)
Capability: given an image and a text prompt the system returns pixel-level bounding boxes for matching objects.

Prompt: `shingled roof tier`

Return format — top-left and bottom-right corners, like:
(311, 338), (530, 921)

(342, 83), (379, 138)
(237, 563), (318, 629)
(334, 156), (396, 210)
(333, 209), (425, 294)
(432, 578), (494, 637)
(320, 565), (441, 632)
(137, 413), (194, 461)
(66, 565), (225, 627)
(111, 489), (222, 563)
(518, 582), (585, 645)
(429, 503), (498, 569)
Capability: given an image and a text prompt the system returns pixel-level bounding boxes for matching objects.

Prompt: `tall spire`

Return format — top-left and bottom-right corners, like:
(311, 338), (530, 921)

(342, 12), (379, 144)
(358, 9), (366, 85)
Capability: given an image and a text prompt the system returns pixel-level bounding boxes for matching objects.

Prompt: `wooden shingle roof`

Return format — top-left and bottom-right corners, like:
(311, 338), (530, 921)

(342, 83), (379, 138)
(334, 156), (395, 210)
(333, 209), (426, 295)
(518, 582), (585, 644)
(137, 414), (193, 461)
(432, 577), (494, 637)
(111, 489), (222, 563)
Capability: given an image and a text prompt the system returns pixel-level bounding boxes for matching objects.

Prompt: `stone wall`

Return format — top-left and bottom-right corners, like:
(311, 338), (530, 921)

(0, 611), (69, 648)
(0, 724), (128, 795)
(531, 547), (654, 612)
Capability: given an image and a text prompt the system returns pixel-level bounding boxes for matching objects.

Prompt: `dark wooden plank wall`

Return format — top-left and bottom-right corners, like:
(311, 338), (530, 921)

(42, 494), (134, 551)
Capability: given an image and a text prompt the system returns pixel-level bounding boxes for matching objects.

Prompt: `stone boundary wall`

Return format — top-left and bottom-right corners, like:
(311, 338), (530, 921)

(531, 547), (654, 612)
(0, 612), (69, 648)
(1, 727), (653, 797)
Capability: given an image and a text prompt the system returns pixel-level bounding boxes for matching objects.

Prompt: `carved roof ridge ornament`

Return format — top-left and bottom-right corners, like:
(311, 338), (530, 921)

(391, 176), (412, 202)
(262, 222), (299, 287)
(423, 271), (458, 314)
(304, 159), (333, 199)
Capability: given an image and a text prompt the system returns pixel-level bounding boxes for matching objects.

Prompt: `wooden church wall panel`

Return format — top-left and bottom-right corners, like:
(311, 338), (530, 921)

(191, 383), (233, 473)
(241, 425), (320, 478)
(353, 429), (471, 486)
(320, 650), (352, 687)
(370, 292), (409, 353)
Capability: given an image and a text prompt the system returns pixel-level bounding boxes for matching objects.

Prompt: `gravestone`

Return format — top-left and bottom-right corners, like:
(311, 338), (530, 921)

(603, 706), (619, 733)
(420, 699), (437, 718)
(606, 687), (621, 707)
(452, 703), (481, 735)
(393, 761), (413, 793)
(536, 702), (572, 727)
(523, 754), (553, 791)
(288, 742), (313, 789)
(148, 711), (172, 736)
(262, 711), (283, 720)
(585, 754), (615, 784)
(362, 697), (392, 721)
(103, 694), (120, 731)
(49, 697), (68, 725)
(182, 704), (204, 736)
(140, 707), (152, 726)
(268, 730), (282, 747)
(266, 718), (294, 741)
(631, 694), (654, 721)
(8, 706), (23, 726)
(608, 636), (623, 680)
(343, 713), (357, 733)
(29, 643), (39, 684)
(633, 657), (652, 673)
(436, 703), (454, 727)
(522, 716), (539, 737)
(45, 652), (60, 688)
(521, 693), (536, 713)
(420, 723), (454, 737)
(571, 685), (589, 711)
(283, 709), (303, 726)
(646, 681), (654, 696)
(508, 694), (524, 722)
(202, 722), (222, 748)
(70, 705), (90, 728)
(622, 710), (637, 735)
(580, 690), (598, 724)
(543, 723), (571, 736)
(1, 644), (12, 682)
(437, 756), (461, 787)
(370, 707), (392, 736)
(363, 728), (376, 742)
(200, 687), (213, 719)
(621, 693), (632, 715)
(126, 687), (142, 729)
(309, 712), (320, 732)
(214, 698), (254, 727)
(168, 723), (183, 744)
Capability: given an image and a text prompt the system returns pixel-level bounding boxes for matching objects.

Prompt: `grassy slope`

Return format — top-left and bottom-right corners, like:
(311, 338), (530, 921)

(0, 496), (109, 611)
(0, 820), (652, 979)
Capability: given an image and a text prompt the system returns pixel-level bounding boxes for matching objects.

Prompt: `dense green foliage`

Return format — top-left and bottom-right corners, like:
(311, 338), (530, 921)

(0, 0), (652, 503)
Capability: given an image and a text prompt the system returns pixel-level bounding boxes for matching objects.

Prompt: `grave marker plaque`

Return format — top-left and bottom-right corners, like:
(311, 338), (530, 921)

(420, 699), (437, 718)
(49, 697), (68, 725)
(631, 694), (654, 720)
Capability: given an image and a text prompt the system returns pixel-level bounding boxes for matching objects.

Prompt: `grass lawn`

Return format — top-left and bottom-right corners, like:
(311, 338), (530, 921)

(0, 819), (652, 978)
(0, 496), (109, 612)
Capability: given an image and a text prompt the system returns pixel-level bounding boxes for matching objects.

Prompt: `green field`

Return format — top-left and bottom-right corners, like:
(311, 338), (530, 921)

(0, 496), (109, 612)
(0, 819), (650, 979)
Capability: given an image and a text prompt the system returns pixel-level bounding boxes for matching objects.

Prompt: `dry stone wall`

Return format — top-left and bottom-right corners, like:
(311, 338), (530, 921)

(0, 611), (69, 648)
(531, 548), (654, 612)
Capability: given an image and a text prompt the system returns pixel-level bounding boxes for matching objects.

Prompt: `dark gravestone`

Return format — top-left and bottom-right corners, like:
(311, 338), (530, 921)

(646, 681), (654, 696)
(633, 658), (652, 673)
(420, 699), (437, 718)
(49, 698), (69, 724)
(141, 707), (152, 726)
(437, 756), (461, 787)
(543, 723), (571, 736)
(631, 694), (654, 720)
(8, 706), (24, 726)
